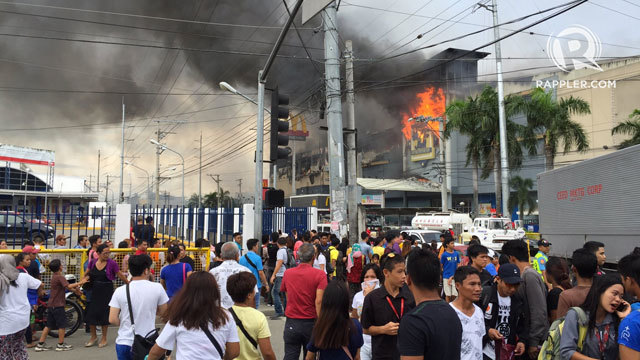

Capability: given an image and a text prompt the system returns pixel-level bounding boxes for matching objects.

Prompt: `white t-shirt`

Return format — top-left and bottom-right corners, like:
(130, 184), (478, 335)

(352, 288), (378, 346)
(209, 260), (253, 309)
(450, 303), (486, 360)
(109, 280), (170, 346)
(0, 272), (42, 335)
(275, 248), (288, 277)
(483, 295), (512, 360)
(155, 312), (240, 360)
(313, 254), (326, 270)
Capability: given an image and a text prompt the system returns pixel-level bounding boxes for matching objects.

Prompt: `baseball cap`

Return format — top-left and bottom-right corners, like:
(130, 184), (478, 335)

(538, 239), (551, 247)
(498, 263), (522, 284)
(22, 245), (40, 254)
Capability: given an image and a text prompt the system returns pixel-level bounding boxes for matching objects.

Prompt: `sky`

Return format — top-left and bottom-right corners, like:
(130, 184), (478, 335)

(0, 0), (638, 203)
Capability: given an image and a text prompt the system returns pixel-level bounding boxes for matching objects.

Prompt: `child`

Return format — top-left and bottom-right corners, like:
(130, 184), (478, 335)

(371, 253), (380, 266)
(34, 259), (86, 352)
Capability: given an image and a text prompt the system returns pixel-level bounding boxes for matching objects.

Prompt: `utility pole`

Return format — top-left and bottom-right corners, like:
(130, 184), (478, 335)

(345, 40), (359, 244)
(323, 2), (348, 236)
(439, 118), (448, 212)
(237, 179), (243, 203)
(105, 175), (110, 204)
(97, 150), (100, 195)
(155, 125), (161, 209)
(198, 131), (203, 208)
(119, 98), (125, 203)
(208, 174), (221, 207)
(491, 0), (510, 216)
(290, 141), (296, 207)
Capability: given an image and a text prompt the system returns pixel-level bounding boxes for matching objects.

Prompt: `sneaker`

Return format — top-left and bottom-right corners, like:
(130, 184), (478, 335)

(34, 343), (51, 352)
(56, 343), (73, 351)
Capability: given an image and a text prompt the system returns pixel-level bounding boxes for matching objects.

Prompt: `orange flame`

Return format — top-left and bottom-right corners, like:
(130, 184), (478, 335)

(401, 87), (446, 140)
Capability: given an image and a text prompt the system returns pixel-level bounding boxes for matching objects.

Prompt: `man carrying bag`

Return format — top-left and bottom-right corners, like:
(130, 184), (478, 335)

(109, 255), (169, 360)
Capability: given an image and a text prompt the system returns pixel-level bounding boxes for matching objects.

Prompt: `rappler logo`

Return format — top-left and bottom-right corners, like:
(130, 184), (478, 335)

(547, 25), (602, 72)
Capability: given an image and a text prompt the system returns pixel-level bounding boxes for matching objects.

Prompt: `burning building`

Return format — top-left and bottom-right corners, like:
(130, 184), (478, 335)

(283, 48), (490, 213)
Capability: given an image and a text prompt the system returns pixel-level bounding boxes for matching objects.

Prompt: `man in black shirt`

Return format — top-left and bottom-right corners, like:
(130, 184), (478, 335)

(265, 232), (280, 305)
(468, 244), (494, 287)
(398, 248), (462, 360)
(361, 253), (415, 360)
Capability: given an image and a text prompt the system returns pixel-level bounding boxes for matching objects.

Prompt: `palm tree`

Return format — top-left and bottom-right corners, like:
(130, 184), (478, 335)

(513, 87), (590, 170)
(476, 86), (525, 215)
(611, 109), (640, 149)
(508, 176), (537, 221)
(445, 96), (483, 215)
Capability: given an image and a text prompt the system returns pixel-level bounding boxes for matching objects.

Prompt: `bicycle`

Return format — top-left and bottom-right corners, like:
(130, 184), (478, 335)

(33, 276), (85, 338)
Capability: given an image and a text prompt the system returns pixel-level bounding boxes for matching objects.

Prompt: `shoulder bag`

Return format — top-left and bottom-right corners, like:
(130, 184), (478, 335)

(229, 307), (258, 348)
(201, 324), (225, 358)
(126, 283), (164, 360)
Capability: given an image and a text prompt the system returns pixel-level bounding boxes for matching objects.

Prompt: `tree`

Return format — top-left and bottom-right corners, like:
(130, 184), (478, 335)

(202, 188), (232, 208)
(187, 193), (199, 208)
(508, 176), (537, 221)
(513, 87), (590, 170)
(445, 95), (484, 215)
(476, 86), (525, 215)
(611, 109), (640, 149)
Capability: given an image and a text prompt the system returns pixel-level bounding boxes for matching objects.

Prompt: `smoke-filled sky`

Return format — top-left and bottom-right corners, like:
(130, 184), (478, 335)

(0, 0), (637, 201)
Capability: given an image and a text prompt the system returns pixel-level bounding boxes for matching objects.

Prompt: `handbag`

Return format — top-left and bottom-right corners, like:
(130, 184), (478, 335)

(126, 283), (164, 360)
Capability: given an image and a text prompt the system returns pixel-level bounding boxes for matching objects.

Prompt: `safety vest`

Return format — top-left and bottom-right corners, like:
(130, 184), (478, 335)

(532, 252), (548, 280)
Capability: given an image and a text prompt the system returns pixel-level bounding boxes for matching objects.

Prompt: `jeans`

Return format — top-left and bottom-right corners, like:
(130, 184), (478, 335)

(115, 344), (133, 360)
(265, 266), (275, 304)
(272, 276), (286, 316)
(255, 291), (261, 309)
(283, 318), (315, 360)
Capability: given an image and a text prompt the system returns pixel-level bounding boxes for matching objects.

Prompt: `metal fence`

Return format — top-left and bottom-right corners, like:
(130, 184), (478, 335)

(0, 205), (315, 249)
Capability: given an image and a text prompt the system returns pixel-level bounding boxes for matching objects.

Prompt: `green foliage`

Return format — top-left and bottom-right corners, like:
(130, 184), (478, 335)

(508, 176), (537, 220)
(611, 109), (640, 149)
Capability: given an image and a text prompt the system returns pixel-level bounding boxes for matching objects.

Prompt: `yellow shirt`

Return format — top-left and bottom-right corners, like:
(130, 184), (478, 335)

(372, 246), (385, 258)
(329, 246), (339, 277)
(461, 232), (472, 244)
(231, 305), (271, 360)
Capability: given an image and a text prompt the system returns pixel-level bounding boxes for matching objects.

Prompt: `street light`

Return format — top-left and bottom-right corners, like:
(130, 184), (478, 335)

(149, 138), (184, 215)
(125, 161), (150, 205)
(220, 81), (273, 240)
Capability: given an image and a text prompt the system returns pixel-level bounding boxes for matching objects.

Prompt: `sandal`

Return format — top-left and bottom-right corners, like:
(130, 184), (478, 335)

(85, 339), (97, 347)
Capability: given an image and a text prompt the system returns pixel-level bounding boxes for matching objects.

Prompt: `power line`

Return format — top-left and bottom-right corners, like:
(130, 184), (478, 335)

(589, 1), (640, 21)
(356, 0), (590, 93)
(0, 1), (318, 30)
(0, 9), (325, 51)
(0, 32), (322, 60)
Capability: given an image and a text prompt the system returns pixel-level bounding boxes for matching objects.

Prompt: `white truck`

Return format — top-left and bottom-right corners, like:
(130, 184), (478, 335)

(469, 217), (526, 251)
(537, 145), (640, 263)
(411, 212), (472, 237)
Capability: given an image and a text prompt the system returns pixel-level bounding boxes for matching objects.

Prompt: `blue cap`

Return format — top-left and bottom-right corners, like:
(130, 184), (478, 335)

(498, 263), (523, 284)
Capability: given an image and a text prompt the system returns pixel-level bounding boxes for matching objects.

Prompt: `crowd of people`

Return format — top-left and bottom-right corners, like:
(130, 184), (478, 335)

(0, 227), (639, 360)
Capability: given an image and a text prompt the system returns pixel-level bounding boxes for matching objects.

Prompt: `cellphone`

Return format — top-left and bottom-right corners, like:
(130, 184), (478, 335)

(616, 303), (628, 312)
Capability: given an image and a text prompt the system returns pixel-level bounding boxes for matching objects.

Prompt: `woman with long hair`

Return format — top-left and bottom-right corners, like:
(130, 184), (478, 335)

(313, 244), (326, 272)
(306, 280), (364, 360)
(160, 244), (193, 299)
(546, 257), (572, 322)
(351, 264), (383, 360)
(148, 271), (239, 360)
(82, 244), (128, 348)
(558, 273), (631, 360)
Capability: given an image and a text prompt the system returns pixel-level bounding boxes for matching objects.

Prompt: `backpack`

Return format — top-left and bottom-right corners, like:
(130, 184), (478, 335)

(538, 307), (588, 360)
(323, 247), (334, 275)
(286, 248), (297, 269)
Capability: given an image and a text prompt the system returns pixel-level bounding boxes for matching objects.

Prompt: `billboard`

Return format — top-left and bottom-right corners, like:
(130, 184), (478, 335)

(0, 144), (55, 166)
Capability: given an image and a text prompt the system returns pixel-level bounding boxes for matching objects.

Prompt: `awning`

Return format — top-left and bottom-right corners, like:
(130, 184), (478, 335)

(357, 178), (441, 193)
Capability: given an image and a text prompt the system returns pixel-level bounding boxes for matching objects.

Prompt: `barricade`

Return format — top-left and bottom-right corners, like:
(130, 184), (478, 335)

(0, 247), (211, 290)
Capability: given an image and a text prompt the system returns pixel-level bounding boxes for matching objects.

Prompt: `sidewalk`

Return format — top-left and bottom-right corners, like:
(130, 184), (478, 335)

(29, 305), (286, 359)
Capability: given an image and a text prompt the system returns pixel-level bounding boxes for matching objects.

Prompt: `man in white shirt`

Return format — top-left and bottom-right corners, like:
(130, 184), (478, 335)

(210, 242), (253, 309)
(109, 254), (169, 360)
(450, 266), (486, 360)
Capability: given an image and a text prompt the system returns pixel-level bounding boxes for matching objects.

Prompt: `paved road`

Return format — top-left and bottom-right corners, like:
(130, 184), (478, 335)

(29, 304), (287, 359)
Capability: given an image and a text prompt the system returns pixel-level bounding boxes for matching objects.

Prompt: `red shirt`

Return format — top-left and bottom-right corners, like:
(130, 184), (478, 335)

(280, 263), (327, 319)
